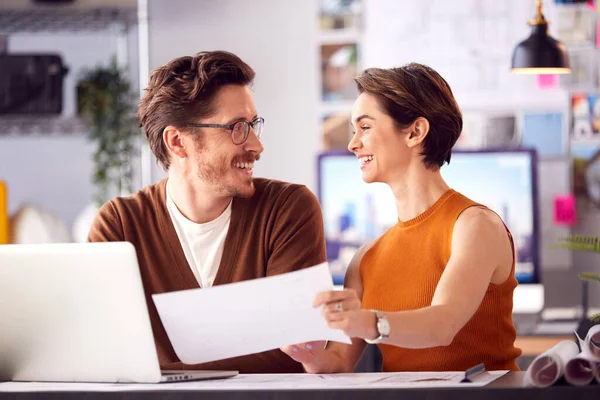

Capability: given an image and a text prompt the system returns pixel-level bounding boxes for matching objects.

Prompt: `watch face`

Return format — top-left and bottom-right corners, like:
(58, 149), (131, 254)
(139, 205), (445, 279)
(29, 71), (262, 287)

(378, 315), (391, 336)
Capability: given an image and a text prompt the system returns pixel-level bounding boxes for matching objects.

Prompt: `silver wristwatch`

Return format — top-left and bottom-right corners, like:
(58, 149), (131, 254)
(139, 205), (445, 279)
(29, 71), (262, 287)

(365, 310), (390, 344)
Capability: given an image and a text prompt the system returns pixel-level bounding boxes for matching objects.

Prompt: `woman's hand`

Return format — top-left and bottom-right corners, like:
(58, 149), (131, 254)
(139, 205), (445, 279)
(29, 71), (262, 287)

(314, 289), (377, 340)
(280, 341), (327, 366)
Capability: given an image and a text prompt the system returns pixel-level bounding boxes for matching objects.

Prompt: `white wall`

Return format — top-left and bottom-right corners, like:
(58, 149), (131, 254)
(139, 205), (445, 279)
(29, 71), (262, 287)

(146, 0), (320, 191)
(361, 0), (568, 111)
(0, 136), (96, 230)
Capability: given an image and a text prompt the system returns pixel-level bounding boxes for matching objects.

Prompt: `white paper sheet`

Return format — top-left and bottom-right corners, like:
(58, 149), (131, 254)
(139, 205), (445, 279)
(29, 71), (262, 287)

(152, 263), (351, 364)
(0, 371), (508, 392)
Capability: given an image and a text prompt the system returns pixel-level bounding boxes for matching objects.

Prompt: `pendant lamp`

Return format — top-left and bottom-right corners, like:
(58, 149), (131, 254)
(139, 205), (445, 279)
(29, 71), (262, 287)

(511, 0), (570, 74)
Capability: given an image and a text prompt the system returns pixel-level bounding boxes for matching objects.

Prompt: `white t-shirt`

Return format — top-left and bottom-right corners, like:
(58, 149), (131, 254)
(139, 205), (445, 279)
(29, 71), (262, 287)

(165, 181), (231, 288)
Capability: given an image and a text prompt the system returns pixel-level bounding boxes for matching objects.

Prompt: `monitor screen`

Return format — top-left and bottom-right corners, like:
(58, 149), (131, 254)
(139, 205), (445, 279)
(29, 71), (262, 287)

(317, 149), (540, 285)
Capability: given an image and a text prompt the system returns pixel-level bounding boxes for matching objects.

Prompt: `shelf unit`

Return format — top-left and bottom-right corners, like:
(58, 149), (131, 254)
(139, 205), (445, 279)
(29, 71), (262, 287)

(0, 116), (88, 136)
(318, 100), (356, 116)
(0, 6), (138, 137)
(0, 7), (137, 33)
(317, 28), (361, 45)
(317, 0), (363, 152)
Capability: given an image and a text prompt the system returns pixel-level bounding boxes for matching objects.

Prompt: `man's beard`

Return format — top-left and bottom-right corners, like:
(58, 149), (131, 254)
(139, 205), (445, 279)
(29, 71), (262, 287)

(195, 152), (258, 198)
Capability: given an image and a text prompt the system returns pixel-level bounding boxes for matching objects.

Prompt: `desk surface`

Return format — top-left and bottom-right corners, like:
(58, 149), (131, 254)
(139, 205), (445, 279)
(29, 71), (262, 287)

(1, 373), (599, 400)
(515, 335), (574, 356)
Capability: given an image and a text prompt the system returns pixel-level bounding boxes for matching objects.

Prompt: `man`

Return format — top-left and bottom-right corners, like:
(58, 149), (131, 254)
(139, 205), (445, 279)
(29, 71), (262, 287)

(88, 51), (326, 373)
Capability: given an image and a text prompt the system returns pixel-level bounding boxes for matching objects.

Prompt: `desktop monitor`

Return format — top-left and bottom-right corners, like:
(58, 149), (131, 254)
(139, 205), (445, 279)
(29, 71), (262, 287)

(317, 149), (542, 313)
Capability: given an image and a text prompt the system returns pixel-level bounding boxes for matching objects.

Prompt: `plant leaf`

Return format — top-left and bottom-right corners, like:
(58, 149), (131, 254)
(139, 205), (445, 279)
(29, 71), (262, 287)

(579, 272), (600, 283)
(77, 55), (140, 203)
(551, 235), (600, 253)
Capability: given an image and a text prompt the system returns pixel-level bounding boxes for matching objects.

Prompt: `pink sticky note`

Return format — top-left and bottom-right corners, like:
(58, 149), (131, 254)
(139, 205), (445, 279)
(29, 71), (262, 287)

(554, 195), (577, 226)
(536, 74), (558, 90)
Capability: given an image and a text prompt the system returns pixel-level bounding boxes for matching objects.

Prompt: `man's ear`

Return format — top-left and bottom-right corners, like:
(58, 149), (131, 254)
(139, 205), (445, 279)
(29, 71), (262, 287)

(163, 125), (187, 160)
(405, 117), (430, 148)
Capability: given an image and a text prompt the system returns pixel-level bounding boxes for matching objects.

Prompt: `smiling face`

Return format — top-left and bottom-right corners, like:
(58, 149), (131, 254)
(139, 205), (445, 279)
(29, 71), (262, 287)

(348, 92), (414, 185)
(186, 84), (264, 198)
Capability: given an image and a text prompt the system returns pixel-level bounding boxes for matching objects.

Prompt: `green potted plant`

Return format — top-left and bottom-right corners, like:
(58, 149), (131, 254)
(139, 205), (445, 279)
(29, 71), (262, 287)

(77, 58), (140, 205)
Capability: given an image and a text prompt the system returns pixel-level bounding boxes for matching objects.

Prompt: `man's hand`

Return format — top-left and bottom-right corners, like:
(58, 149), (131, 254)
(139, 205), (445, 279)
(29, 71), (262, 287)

(314, 289), (377, 340)
(280, 341), (327, 365)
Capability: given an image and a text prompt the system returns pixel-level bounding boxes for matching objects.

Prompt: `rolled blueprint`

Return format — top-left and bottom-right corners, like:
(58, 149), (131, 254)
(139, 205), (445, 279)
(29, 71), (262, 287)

(574, 325), (600, 385)
(575, 325), (600, 360)
(525, 340), (580, 387)
(564, 356), (596, 386)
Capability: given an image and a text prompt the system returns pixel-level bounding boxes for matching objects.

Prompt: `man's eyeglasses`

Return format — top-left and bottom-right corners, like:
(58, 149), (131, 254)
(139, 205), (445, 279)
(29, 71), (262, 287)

(185, 117), (264, 145)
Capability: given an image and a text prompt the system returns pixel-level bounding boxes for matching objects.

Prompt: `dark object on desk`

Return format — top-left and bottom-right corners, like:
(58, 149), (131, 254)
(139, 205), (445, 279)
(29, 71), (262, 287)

(461, 363), (491, 383)
(0, 54), (68, 115)
(354, 344), (382, 372)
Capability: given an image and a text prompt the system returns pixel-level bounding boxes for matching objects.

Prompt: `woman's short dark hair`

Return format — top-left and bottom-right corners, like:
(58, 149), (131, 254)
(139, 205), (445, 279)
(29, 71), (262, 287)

(137, 50), (255, 170)
(354, 63), (462, 169)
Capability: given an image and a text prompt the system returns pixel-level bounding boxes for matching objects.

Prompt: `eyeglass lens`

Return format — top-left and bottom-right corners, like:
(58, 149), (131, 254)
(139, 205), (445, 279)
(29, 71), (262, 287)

(232, 119), (263, 144)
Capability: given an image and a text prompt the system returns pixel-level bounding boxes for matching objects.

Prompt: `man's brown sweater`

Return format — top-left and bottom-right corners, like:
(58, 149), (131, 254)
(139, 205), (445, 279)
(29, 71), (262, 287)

(88, 178), (326, 373)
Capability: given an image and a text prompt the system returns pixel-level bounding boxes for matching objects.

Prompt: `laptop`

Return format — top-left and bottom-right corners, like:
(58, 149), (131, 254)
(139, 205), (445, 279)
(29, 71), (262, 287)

(0, 242), (238, 383)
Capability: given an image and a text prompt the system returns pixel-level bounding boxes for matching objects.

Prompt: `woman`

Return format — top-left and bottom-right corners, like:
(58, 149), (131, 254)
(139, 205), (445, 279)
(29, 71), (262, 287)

(283, 63), (521, 373)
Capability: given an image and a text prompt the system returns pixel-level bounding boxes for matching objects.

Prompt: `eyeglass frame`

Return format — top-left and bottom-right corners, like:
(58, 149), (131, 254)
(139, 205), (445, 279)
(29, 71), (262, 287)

(184, 117), (264, 145)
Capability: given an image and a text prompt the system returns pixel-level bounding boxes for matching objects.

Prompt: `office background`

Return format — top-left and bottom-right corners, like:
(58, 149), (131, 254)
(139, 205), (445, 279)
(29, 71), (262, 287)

(0, 0), (598, 313)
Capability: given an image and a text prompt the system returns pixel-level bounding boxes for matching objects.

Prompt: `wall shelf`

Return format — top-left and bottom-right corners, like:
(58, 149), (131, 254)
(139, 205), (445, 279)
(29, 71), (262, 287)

(0, 6), (137, 136)
(319, 100), (356, 116)
(317, 28), (360, 45)
(0, 7), (137, 33)
(0, 116), (88, 136)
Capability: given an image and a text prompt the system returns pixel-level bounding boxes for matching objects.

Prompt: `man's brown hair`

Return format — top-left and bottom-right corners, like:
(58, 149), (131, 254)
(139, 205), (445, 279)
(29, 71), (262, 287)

(137, 51), (256, 170)
(354, 63), (462, 170)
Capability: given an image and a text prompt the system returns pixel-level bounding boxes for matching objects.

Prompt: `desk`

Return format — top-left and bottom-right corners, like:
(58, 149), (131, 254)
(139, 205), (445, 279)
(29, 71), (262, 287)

(357, 337), (575, 372)
(515, 335), (574, 356)
(1, 373), (599, 400)
(358, 336), (576, 372)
